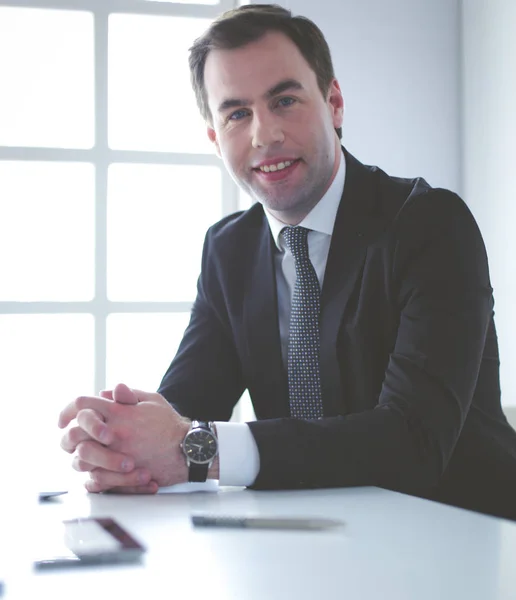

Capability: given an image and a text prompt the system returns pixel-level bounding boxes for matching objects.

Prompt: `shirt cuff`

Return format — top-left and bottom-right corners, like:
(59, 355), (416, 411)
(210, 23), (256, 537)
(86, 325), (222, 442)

(214, 421), (260, 487)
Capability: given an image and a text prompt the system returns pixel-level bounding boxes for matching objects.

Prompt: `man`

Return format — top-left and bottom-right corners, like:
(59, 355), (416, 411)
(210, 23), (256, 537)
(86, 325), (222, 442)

(59, 4), (516, 520)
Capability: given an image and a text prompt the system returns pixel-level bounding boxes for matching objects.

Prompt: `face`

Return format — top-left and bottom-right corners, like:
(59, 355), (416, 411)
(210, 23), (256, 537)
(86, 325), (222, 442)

(204, 31), (344, 225)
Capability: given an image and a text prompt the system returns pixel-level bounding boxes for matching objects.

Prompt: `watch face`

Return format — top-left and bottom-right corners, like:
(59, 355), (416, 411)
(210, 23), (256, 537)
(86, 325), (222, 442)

(183, 429), (218, 464)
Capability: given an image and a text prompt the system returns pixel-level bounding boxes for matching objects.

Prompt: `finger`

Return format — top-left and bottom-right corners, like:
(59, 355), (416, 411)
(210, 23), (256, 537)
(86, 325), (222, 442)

(75, 440), (134, 473)
(61, 425), (96, 454)
(72, 457), (97, 472)
(58, 396), (113, 429)
(106, 482), (159, 495)
(85, 480), (159, 495)
(99, 390), (114, 400)
(88, 467), (152, 489)
(117, 386), (168, 406)
(58, 399), (80, 429)
(76, 409), (112, 445)
(112, 383), (139, 405)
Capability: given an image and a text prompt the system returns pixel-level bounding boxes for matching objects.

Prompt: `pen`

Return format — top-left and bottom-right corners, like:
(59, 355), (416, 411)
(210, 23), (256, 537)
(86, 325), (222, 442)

(191, 515), (344, 531)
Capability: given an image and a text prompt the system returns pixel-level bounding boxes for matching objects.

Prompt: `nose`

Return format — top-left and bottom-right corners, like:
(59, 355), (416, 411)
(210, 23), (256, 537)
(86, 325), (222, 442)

(251, 111), (285, 148)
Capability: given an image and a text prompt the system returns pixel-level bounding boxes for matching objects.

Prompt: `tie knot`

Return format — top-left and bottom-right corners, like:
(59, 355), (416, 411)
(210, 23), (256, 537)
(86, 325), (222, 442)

(281, 226), (310, 259)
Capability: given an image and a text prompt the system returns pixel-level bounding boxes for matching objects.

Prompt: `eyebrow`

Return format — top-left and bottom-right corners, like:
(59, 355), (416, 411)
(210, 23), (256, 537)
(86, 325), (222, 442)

(266, 79), (304, 98)
(217, 79), (304, 113)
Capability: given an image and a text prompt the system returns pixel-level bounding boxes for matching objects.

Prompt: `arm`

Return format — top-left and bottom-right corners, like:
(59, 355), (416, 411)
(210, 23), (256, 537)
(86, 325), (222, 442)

(248, 190), (493, 494)
(158, 266), (245, 420)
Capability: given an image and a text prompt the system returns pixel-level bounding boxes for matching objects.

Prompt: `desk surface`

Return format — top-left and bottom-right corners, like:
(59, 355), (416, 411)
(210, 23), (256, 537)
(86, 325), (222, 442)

(3, 485), (516, 600)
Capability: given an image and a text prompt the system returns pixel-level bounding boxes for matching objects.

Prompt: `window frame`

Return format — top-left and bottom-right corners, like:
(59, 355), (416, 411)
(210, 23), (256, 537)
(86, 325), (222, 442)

(0, 0), (240, 396)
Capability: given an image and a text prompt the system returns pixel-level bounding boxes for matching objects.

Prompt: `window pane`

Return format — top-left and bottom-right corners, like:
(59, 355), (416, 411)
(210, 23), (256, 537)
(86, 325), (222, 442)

(107, 164), (221, 301)
(0, 315), (94, 489)
(0, 162), (95, 301)
(106, 312), (191, 391)
(0, 8), (94, 149)
(108, 15), (212, 152)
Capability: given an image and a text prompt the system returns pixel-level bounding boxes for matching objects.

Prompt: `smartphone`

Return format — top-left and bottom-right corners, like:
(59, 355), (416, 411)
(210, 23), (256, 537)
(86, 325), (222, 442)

(34, 517), (146, 570)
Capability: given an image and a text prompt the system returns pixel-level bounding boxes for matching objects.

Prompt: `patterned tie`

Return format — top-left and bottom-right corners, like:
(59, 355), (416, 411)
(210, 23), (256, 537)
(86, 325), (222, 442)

(282, 226), (323, 419)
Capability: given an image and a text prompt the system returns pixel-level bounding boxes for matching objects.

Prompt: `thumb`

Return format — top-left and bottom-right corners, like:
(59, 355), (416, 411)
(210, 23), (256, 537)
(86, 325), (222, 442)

(112, 383), (139, 405)
(129, 388), (168, 406)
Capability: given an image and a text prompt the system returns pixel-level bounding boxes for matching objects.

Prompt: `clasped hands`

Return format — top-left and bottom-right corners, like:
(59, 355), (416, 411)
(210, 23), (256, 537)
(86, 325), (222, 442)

(58, 383), (191, 494)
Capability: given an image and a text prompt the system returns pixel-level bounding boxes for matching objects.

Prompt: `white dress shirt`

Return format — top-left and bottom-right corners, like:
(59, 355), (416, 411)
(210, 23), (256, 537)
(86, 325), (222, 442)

(214, 153), (346, 486)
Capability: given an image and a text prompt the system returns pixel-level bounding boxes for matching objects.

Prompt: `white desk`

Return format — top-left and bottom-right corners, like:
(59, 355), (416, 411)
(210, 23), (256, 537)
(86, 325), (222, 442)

(3, 486), (516, 599)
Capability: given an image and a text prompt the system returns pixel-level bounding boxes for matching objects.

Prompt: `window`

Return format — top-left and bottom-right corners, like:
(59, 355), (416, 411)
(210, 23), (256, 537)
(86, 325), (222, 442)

(0, 0), (254, 489)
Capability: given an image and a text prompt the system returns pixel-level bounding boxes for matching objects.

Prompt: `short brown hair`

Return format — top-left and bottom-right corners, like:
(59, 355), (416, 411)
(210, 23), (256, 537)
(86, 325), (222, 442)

(188, 4), (342, 139)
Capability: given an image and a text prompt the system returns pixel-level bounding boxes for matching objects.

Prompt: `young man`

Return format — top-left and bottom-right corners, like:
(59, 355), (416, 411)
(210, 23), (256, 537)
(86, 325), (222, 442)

(59, 5), (516, 520)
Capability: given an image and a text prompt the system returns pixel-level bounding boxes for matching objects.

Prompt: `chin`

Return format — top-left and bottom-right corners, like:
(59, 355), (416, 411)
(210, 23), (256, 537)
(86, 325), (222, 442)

(264, 199), (303, 215)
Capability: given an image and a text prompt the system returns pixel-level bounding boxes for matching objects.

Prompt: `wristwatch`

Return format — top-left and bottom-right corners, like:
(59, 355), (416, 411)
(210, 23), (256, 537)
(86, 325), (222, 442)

(181, 421), (219, 482)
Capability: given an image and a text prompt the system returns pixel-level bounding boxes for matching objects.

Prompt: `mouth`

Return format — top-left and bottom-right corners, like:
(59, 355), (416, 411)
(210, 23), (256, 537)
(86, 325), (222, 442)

(252, 159), (302, 181)
(253, 159), (300, 173)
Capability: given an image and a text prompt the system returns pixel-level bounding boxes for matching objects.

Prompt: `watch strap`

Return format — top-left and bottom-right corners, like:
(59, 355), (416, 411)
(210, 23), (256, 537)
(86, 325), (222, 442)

(188, 462), (209, 483)
(193, 420), (210, 430)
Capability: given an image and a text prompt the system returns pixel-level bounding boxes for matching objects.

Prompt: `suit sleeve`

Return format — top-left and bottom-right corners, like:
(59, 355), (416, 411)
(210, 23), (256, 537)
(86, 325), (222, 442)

(248, 190), (494, 494)
(158, 229), (245, 421)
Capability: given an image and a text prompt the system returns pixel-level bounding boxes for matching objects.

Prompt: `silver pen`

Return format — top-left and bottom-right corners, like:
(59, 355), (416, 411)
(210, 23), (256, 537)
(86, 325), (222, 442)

(191, 514), (344, 531)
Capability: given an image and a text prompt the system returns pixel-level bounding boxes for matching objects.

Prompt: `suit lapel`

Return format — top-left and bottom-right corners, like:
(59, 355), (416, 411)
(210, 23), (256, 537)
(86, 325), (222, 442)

(320, 150), (384, 416)
(244, 220), (290, 418)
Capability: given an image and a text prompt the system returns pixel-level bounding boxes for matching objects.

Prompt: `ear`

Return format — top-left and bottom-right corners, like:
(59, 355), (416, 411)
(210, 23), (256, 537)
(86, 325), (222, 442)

(327, 78), (344, 130)
(207, 126), (221, 157)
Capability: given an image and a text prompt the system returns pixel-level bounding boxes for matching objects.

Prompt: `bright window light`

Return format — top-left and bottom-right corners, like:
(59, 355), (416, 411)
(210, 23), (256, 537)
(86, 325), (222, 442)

(0, 161), (95, 301)
(108, 14), (213, 153)
(0, 314), (94, 487)
(107, 164), (222, 302)
(0, 7), (94, 149)
(106, 312), (191, 391)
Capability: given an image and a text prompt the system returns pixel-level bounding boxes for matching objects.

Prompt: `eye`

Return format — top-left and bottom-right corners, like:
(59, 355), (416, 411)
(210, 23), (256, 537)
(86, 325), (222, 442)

(228, 109), (249, 121)
(277, 97), (295, 108)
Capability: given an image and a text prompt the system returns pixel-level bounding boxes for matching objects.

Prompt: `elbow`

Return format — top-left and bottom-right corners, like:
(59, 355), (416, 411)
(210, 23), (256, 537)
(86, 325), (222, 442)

(384, 410), (451, 494)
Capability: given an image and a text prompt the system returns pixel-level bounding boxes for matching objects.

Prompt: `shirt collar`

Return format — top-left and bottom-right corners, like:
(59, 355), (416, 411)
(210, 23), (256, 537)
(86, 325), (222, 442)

(264, 149), (346, 250)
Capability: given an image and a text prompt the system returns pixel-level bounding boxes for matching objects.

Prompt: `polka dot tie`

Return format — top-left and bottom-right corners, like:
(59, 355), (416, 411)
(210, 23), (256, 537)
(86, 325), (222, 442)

(282, 226), (323, 419)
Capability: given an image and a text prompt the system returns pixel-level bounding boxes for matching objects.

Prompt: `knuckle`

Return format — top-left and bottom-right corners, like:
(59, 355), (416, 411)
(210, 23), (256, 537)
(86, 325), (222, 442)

(93, 421), (108, 441)
(67, 426), (84, 446)
(77, 409), (99, 435)
(89, 469), (104, 484)
(91, 469), (130, 488)
(76, 440), (93, 461)
(73, 457), (91, 472)
(75, 396), (89, 411)
(85, 480), (102, 493)
(60, 434), (73, 453)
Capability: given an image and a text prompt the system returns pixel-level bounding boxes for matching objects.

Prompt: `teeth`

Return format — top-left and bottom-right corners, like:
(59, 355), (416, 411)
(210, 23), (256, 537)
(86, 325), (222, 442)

(259, 160), (294, 173)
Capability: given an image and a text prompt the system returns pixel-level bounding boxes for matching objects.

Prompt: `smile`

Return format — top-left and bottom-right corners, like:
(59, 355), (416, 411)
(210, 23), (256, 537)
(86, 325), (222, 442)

(258, 160), (297, 173)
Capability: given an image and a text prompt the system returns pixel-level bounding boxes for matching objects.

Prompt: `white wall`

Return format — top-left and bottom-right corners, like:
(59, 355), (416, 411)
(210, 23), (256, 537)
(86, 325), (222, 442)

(462, 0), (516, 406)
(257, 0), (462, 191)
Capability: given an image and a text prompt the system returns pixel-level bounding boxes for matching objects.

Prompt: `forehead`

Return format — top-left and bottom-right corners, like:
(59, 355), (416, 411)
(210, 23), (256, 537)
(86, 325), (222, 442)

(203, 31), (317, 104)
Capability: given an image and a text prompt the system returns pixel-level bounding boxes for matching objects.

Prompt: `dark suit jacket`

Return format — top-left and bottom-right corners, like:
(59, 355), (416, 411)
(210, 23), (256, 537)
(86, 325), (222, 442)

(159, 149), (516, 521)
